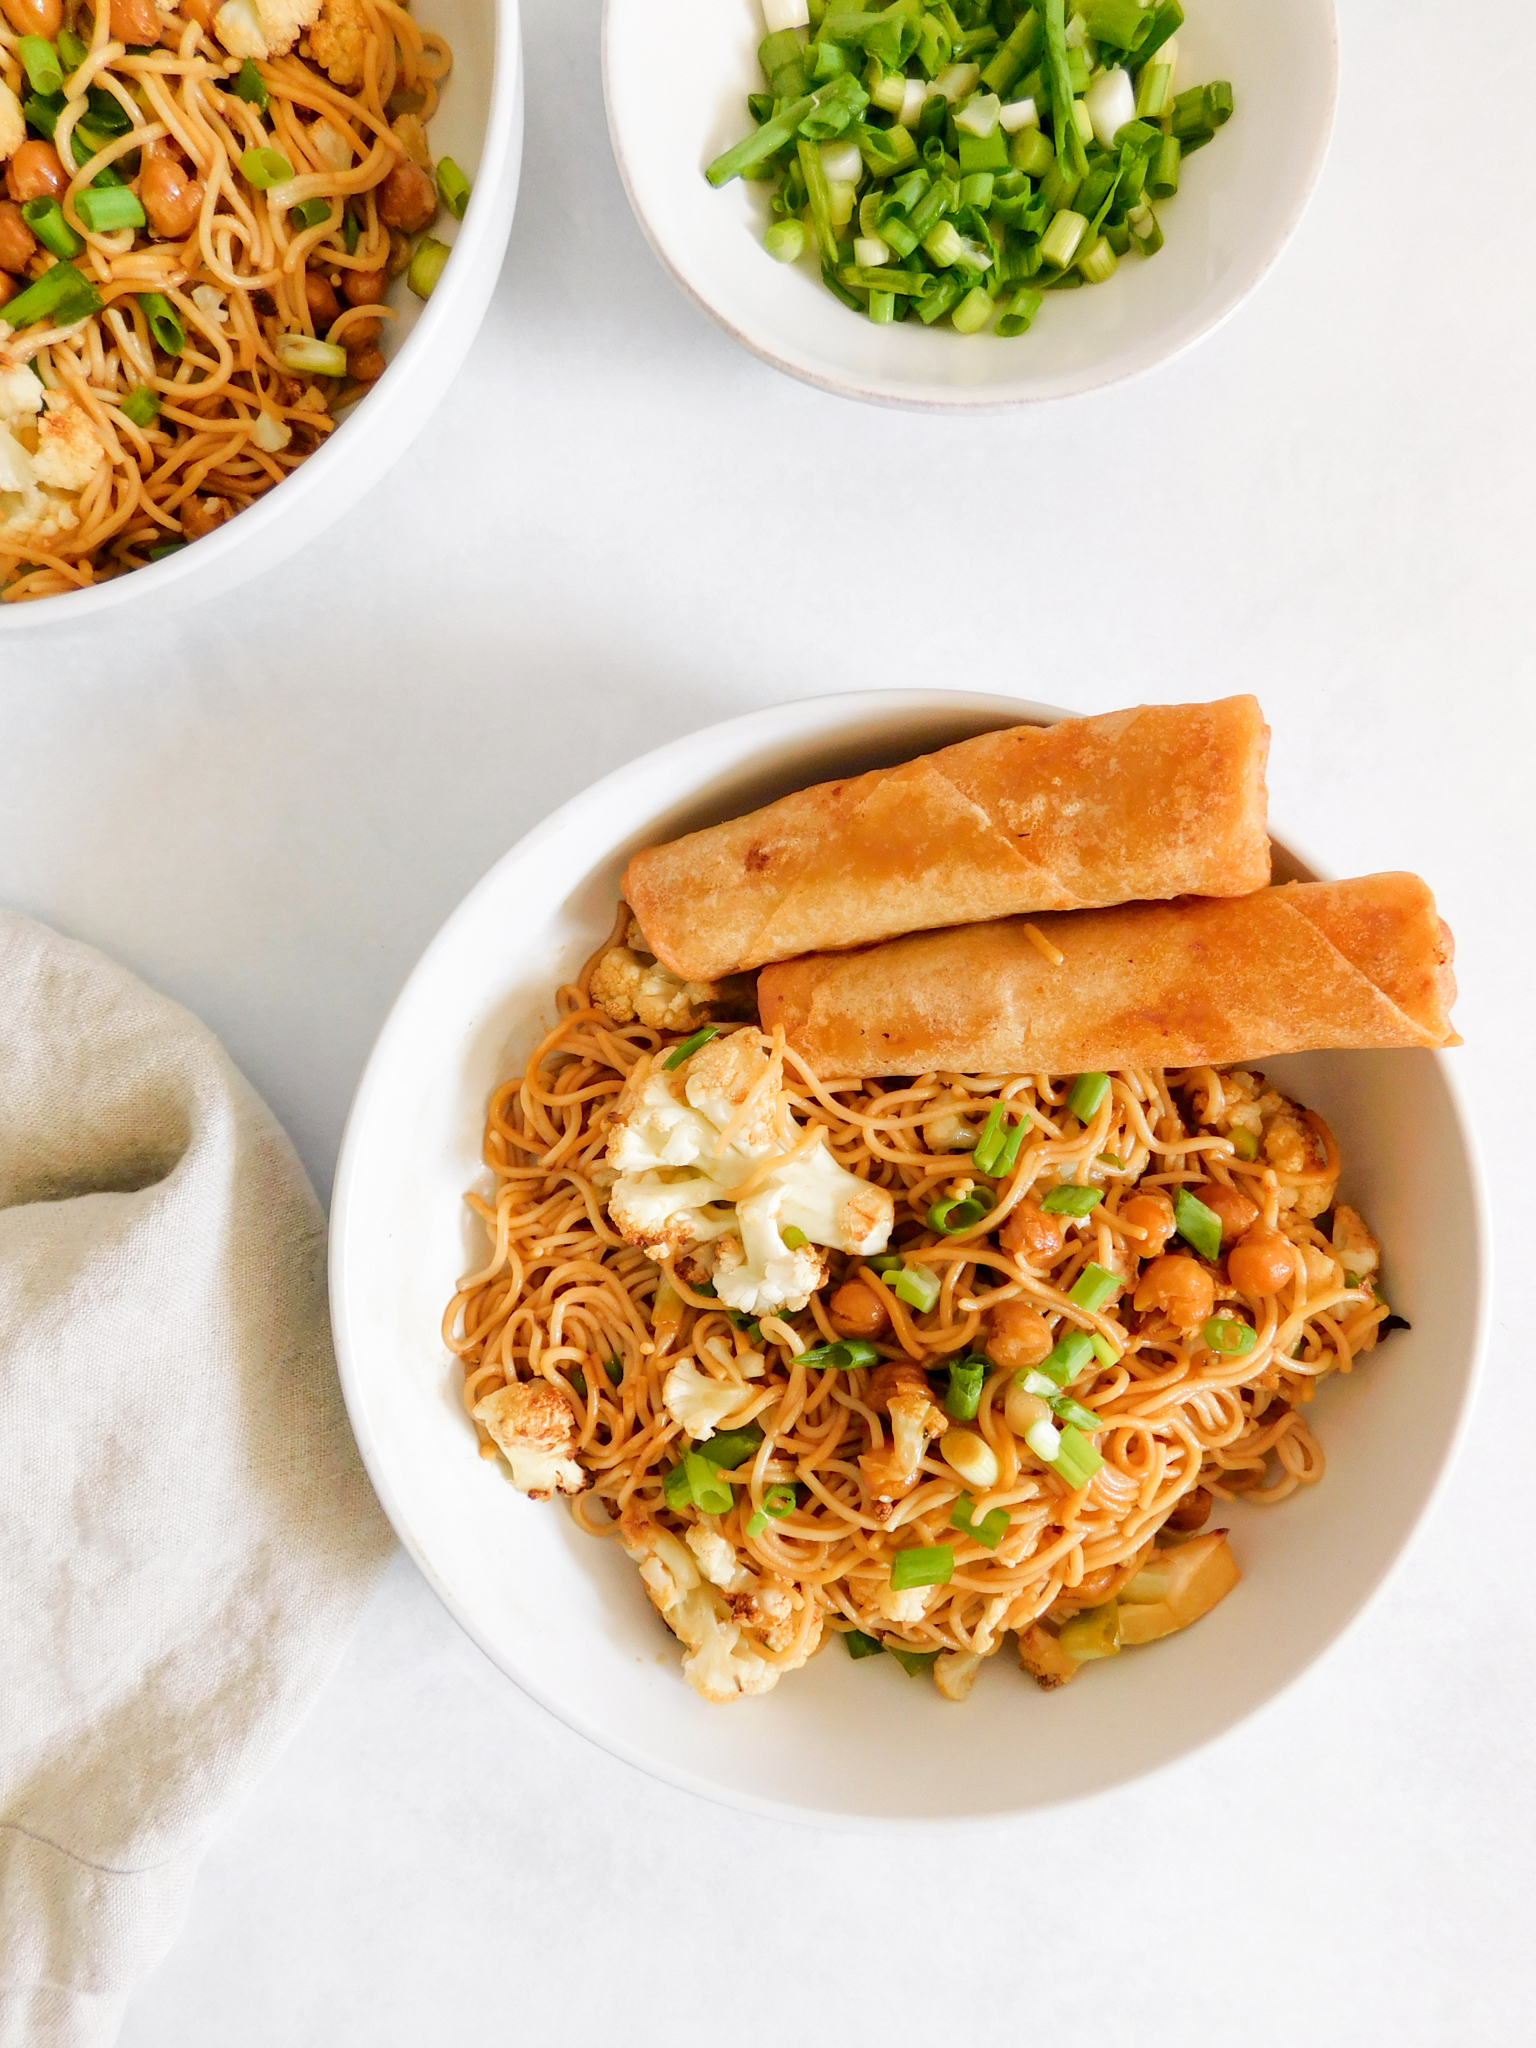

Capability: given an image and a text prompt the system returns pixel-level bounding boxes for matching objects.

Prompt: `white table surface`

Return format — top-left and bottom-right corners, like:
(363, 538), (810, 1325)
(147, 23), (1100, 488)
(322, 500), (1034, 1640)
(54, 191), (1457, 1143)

(5, 2), (1534, 2041)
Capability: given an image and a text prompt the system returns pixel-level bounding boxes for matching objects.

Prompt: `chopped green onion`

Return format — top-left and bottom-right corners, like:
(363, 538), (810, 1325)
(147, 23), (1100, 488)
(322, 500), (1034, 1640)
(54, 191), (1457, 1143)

(1202, 1316), (1257, 1357)
(944, 1355), (987, 1421)
(1077, 233), (1117, 283)
(1020, 1370), (1057, 1398)
(706, 75), (865, 187)
(240, 146), (294, 189)
(343, 204), (361, 255)
(765, 217), (807, 262)
(1068, 1262), (1119, 1314)
(971, 1101), (1007, 1174)
(843, 1627), (885, 1659)
(1067, 1072), (1111, 1122)
(1043, 0), (1088, 178)
(20, 196), (81, 259)
(2, 260), (101, 330)
(23, 89), (64, 139)
(892, 1263), (941, 1314)
(409, 232), (450, 299)
(1038, 205), (1087, 268)
(951, 284), (994, 334)
(1173, 1186), (1222, 1263)
(75, 185), (145, 233)
(1024, 1414), (1061, 1462)
(1051, 1394), (1104, 1431)
(57, 28), (88, 75)
(145, 540), (187, 561)
(18, 36), (63, 97)
(1040, 1183), (1102, 1217)
(569, 1368), (588, 1400)
(798, 1338), (882, 1371)
(950, 1492), (1009, 1548)
(1029, 1326), (1095, 1388)
(274, 333), (348, 376)
(888, 1645), (939, 1676)
(780, 1224), (810, 1251)
(694, 1423), (765, 1473)
(1050, 1422), (1103, 1489)
(663, 1024), (719, 1069)
(747, 1480), (798, 1538)
(995, 283), (1042, 335)
(120, 385), (160, 428)
(890, 1544), (953, 1591)
(602, 1355), (624, 1384)
(1230, 1126), (1259, 1161)
(234, 57), (269, 111)
(1091, 1333), (1119, 1369)
(436, 155), (471, 220)
(683, 1449), (735, 1513)
(289, 197), (332, 230)
(866, 1253), (906, 1275)
(138, 292), (185, 354)
(1147, 132), (1181, 199)
(927, 1189), (992, 1233)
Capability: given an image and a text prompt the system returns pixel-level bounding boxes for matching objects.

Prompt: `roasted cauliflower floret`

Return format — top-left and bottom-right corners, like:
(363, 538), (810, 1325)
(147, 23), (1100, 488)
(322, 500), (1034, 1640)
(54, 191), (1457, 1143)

(935, 1649), (982, 1701)
(858, 1361), (946, 1515)
(604, 1030), (894, 1315)
(0, 387), (106, 554)
(472, 1378), (586, 1500)
(619, 1521), (775, 1703)
(590, 946), (719, 1032)
(662, 1354), (754, 1441)
(685, 1522), (754, 1594)
(1331, 1204), (1379, 1286)
(33, 399), (105, 491)
(214, 0), (321, 60)
(303, 0), (368, 85)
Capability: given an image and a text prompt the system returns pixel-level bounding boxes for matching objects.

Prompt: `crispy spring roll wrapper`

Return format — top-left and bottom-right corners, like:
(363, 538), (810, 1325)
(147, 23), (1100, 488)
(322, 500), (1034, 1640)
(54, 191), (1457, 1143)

(757, 875), (1460, 1078)
(624, 697), (1271, 983)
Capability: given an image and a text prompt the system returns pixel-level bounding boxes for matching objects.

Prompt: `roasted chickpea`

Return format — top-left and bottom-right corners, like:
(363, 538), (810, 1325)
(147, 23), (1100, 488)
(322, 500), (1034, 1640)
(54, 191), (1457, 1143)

(1228, 1227), (1297, 1298)
(985, 1299), (1053, 1372)
(1199, 1182), (1259, 1244)
(177, 0), (214, 25)
(1120, 1191), (1175, 1255)
(1132, 1254), (1215, 1331)
(347, 344), (385, 383)
(1, 0), (64, 39)
(181, 494), (231, 539)
(342, 265), (387, 306)
(1165, 1485), (1212, 1533)
(0, 202), (37, 276)
(111, 0), (162, 41)
(139, 148), (204, 239)
(999, 1201), (1066, 1267)
(342, 314), (382, 345)
(827, 1281), (890, 1340)
(377, 160), (437, 233)
(304, 269), (341, 326)
(6, 141), (67, 206)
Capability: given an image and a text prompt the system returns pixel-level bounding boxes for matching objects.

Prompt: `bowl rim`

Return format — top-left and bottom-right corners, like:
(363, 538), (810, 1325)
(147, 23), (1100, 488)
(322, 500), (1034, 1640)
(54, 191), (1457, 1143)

(0, 0), (525, 632)
(601, 0), (1342, 413)
(330, 688), (1492, 1826)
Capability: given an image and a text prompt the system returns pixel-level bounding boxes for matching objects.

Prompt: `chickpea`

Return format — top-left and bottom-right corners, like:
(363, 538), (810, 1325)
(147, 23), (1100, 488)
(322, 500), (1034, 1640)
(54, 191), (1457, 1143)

(1132, 1254), (1215, 1331)
(343, 314), (382, 345)
(0, 202), (37, 277)
(177, 0), (214, 25)
(1, 0), (64, 38)
(1119, 1191), (1174, 1256)
(998, 1201), (1066, 1267)
(377, 160), (437, 233)
(985, 1299), (1053, 1372)
(827, 1281), (890, 1340)
(1199, 1182), (1259, 1244)
(343, 265), (387, 306)
(6, 141), (67, 206)
(304, 269), (341, 327)
(347, 344), (385, 383)
(1004, 1383), (1052, 1438)
(111, 0), (162, 41)
(1165, 1485), (1212, 1533)
(139, 149), (204, 239)
(1228, 1227), (1297, 1298)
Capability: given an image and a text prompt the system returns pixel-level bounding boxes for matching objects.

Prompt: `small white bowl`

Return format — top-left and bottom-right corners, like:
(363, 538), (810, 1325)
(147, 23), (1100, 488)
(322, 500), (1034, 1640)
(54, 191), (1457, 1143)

(330, 691), (1489, 1825)
(604, 0), (1338, 408)
(0, 0), (523, 631)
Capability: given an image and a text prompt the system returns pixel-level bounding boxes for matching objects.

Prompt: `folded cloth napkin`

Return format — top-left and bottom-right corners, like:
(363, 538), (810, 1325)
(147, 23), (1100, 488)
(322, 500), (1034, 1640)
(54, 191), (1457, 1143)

(0, 913), (394, 2048)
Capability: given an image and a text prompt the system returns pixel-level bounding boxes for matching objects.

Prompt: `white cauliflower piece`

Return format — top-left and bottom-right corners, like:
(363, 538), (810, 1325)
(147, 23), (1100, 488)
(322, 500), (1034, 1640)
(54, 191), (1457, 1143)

(876, 1583), (937, 1628)
(0, 392), (104, 553)
(685, 1522), (754, 1595)
(662, 1356), (748, 1442)
(214, 0), (321, 61)
(1, 81), (25, 163)
(472, 1379), (586, 1500)
(303, 0), (368, 85)
(605, 1030), (894, 1317)
(1331, 1204), (1379, 1285)
(590, 946), (719, 1032)
(0, 367), (44, 425)
(32, 399), (105, 493)
(935, 1649), (982, 1701)
(620, 1523), (775, 1703)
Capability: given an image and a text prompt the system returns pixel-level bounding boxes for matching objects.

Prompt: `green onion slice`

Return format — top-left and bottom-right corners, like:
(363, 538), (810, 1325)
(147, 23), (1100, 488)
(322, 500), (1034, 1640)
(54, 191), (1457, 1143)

(3, 260), (101, 330)
(437, 155), (471, 220)
(240, 146), (293, 189)
(602, 1355), (624, 1384)
(18, 35), (63, 97)
(120, 385), (160, 428)
(1050, 1394), (1104, 1431)
(568, 1368), (587, 1400)
(928, 1190), (992, 1234)
(408, 231), (451, 299)
(683, 1450), (734, 1513)
(138, 291), (185, 354)
(1068, 1262), (1119, 1314)
(1202, 1316), (1258, 1357)
(1173, 1186), (1222, 1263)
(234, 57), (269, 110)
(888, 1645), (939, 1677)
(1230, 1126), (1259, 1161)
(865, 1253), (905, 1275)
(971, 1101), (1007, 1174)
(747, 1480), (798, 1538)
(892, 1263), (941, 1314)
(1040, 1183), (1103, 1217)
(944, 1355), (987, 1421)
(890, 1543), (953, 1592)
(950, 1492), (1009, 1549)
(289, 196), (332, 230)
(798, 1337), (881, 1371)
(145, 540), (187, 561)
(693, 1423), (765, 1473)
(1067, 1071), (1111, 1122)
(1050, 1422), (1103, 1490)
(75, 185), (145, 233)
(274, 333), (347, 376)
(781, 1224), (809, 1250)
(1091, 1333), (1119, 1369)
(57, 27), (88, 75)
(1029, 1326), (1095, 1389)
(663, 1024), (719, 1070)
(20, 196), (81, 260)
(843, 1628), (885, 1660)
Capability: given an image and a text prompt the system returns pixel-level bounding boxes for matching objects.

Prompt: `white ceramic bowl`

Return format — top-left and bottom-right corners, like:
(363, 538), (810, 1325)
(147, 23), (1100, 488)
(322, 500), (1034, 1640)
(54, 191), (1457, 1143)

(0, 0), (523, 631)
(604, 0), (1338, 408)
(330, 691), (1489, 1824)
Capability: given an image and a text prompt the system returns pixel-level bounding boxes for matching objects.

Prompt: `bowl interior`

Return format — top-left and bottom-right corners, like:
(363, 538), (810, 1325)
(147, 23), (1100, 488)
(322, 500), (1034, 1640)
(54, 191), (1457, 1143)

(331, 692), (1485, 1823)
(604, 0), (1338, 406)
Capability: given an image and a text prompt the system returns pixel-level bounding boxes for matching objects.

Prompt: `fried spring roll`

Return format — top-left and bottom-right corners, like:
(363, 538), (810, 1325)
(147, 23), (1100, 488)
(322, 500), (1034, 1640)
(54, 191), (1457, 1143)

(624, 698), (1271, 983)
(757, 875), (1460, 1078)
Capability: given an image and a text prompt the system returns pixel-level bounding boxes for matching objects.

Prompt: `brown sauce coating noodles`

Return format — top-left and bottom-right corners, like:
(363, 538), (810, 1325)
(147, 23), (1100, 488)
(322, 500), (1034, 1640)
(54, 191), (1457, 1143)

(444, 919), (1394, 1699)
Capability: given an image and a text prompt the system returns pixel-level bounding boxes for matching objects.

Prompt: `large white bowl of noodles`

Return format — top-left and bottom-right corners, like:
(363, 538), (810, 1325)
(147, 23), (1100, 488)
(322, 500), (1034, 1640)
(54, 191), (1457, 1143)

(0, 0), (521, 627)
(330, 691), (1489, 1824)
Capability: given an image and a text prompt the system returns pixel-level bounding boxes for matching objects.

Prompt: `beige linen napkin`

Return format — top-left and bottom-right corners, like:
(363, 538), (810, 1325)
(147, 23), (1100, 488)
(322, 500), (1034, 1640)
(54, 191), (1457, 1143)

(0, 912), (394, 2048)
